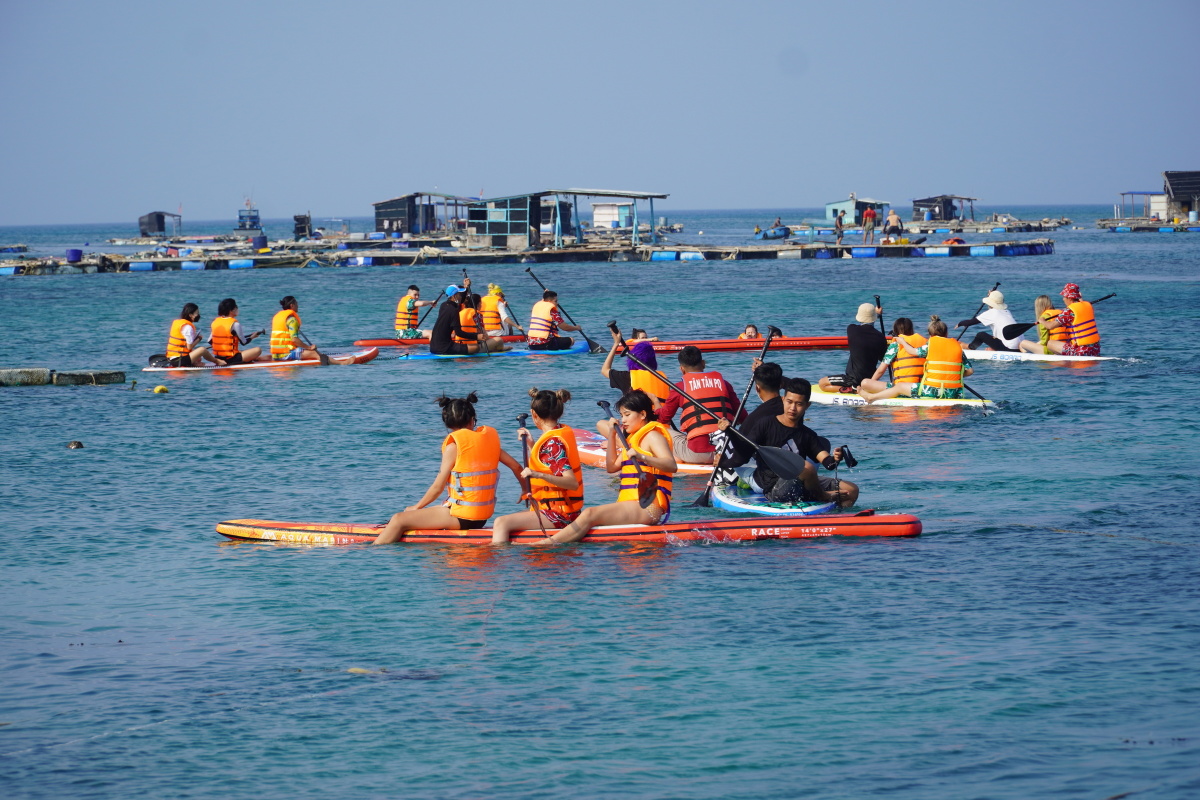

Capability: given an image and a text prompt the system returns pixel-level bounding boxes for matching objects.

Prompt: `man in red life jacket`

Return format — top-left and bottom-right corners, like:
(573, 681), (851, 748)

(656, 345), (745, 464)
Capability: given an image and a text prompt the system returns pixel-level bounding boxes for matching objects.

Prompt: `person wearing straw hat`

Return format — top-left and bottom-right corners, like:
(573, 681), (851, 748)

(959, 290), (1022, 352)
(1038, 283), (1101, 356)
(818, 302), (886, 393)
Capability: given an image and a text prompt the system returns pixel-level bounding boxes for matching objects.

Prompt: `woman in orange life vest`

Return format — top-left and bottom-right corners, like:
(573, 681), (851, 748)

(1018, 295), (1070, 355)
(491, 388), (583, 544)
(480, 284), (524, 337)
(600, 327), (672, 406)
(209, 298), (264, 366)
(455, 292), (512, 352)
(738, 324), (762, 340)
(872, 315), (972, 401)
(629, 328), (659, 342)
(856, 317), (926, 403)
(165, 303), (224, 367)
(373, 393), (525, 545)
(270, 296), (321, 362)
(534, 389), (677, 545)
(1037, 283), (1101, 356)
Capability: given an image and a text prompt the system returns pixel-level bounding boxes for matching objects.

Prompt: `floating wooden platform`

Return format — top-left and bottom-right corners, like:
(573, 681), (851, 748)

(1096, 218), (1200, 232)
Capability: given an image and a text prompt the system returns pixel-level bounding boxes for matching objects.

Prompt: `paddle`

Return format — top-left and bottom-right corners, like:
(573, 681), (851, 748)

(691, 323), (782, 507)
(1001, 293), (1116, 340)
(597, 400), (656, 509)
(516, 413), (548, 538)
(525, 267), (603, 352)
(956, 281), (1000, 340)
(299, 332), (330, 365)
(618, 335), (808, 481)
(462, 268), (490, 357)
(874, 294), (893, 382)
(413, 290), (442, 330)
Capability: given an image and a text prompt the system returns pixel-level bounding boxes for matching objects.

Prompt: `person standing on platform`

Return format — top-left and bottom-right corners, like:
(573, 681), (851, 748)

(883, 208), (904, 240)
(861, 206), (878, 244)
(835, 210), (846, 245)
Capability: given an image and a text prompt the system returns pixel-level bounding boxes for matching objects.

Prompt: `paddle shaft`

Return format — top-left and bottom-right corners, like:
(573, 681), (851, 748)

(414, 292), (442, 329)
(956, 281), (1000, 340)
(463, 268), (490, 357)
(874, 294), (893, 381)
(517, 413), (548, 537)
(598, 400), (656, 509)
(525, 267), (600, 351)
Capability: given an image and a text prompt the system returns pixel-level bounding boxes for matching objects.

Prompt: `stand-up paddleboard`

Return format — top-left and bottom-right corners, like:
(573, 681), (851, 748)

(808, 386), (993, 409)
(571, 427), (714, 475)
(355, 335), (525, 348)
(964, 350), (1117, 363)
(650, 336), (848, 354)
(215, 510), (921, 545)
(710, 483), (836, 517)
(398, 341), (590, 360)
(143, 347), (379, 372)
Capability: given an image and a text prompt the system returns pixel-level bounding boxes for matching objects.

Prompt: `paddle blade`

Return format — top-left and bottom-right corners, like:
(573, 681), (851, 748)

(637, 472), (658, 509)
(1002, 322), (1038, 339)
(690, 487), (712, 507)
(755, 446), (808, 481)
(148, 353), (169, 368)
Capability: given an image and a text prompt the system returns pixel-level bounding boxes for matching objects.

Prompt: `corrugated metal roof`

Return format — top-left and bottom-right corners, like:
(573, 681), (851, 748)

(1163, 171), (1200, 198)
(372, 192), (477, 206)
(547, 188), (669, 200)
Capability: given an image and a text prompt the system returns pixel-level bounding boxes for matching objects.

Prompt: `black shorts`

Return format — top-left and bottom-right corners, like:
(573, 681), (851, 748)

(431, 342), (470, 356)
(167, 354), (194, 367)
(219, 352), (244, 365)
(452, 516), (488, 530)
(529, 336), (572, 351)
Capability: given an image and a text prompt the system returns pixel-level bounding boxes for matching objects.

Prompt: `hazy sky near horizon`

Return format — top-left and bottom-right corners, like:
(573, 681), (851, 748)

(1, 0), (1196, 225)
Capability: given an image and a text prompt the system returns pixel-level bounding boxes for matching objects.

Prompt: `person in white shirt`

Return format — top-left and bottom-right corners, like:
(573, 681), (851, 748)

(958, 290), (1022, 351)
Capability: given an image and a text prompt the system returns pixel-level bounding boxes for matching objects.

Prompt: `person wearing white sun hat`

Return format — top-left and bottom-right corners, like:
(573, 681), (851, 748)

(958, 290), (1022, 351)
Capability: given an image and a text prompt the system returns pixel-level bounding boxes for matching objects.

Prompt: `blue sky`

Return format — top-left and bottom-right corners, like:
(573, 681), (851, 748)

(1, 0), (1196, 224)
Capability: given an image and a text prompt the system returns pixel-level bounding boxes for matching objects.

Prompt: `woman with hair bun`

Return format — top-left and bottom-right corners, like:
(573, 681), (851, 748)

(535, 389), (676, 545)
(165, 302), (224, 367)
(374, 392), (524, 544)
(866, 315), (972, 402)
(491, 388), (583, 544)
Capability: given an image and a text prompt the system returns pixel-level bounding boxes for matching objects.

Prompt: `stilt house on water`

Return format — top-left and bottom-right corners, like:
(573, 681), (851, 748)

(464, 189), (668, 250)
(138, 211), (181, 237)
(911, 195), (977, 222)
(825, 194), (889, 224)
(372, 192), (476, 236)
(1164, 171), (1200, 222)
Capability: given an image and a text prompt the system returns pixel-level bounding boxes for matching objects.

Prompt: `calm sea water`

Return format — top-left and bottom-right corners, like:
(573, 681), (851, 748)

(2, 206), (1198, 799)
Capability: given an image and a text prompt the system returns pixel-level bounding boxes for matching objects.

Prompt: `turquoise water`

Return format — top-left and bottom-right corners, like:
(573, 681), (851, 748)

(2, 207), (1198, 798)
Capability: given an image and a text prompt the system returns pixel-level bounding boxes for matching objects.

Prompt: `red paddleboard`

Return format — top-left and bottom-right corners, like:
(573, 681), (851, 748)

(215, 511), (921, 545)
(650, 336), (849, 353)
(571, 427), (713, 475)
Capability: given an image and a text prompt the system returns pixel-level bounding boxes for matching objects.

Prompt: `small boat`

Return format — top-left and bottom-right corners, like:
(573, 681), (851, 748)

(143, 347), (379, 372)
(650, 335), (848, 353)
(214, 510), (922, 545)
(571, 427), (713, 475)
(398, 341), (590, 360)
(754, 226), (791, 240)
(808, 386), (992, 408)
(710, 483), (835, 517)
(355, 335), (526, 348)
(964, 350), (1117, 363)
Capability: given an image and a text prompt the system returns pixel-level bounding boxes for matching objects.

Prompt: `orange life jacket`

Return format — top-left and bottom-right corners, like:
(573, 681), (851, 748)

(1065, 301), (1099, 346)
(166, 318), (195, 359)
(921, 336), (964, 389)
(677, 371), (735, 440)
(631, 368), (672, 402)
(443, 426), (501, 521)
(479, 295), (504, 330)
(616, 421), (673, 513)
(271, 309), (300, 357)
(892, 333), (927, 383)
(528, 300), (557, 339)
(453, 307), (480, 343)
(395, 296), (418, 330)
(1040, 307), (1069, 345)
(942, 237), (966, 245)
(210, 316), (239, 358)
(529, 426), (583, 519)
(737, 333), (762, 340)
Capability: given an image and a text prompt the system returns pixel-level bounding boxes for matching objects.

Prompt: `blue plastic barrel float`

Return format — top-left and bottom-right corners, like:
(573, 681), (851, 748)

(228, 259), (254, 269)
(649, 251), (679, 261)
(969, 245), (995, 257)
(924, 246), (950, 257)
(250, 235), (268, 249)
(128, 261), (155, 272)
(679, 251), (705, 261)
(850, 247), (878, 258)
(65, 249), (83, 263)
(181, 260), (205, 271)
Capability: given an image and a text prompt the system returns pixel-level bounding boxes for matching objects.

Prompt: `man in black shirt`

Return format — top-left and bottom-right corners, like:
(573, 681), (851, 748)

(718, 377), (859, 508)
(818, 302), (886, 392)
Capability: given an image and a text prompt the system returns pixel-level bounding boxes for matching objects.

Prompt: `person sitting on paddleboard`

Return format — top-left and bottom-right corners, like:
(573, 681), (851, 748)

(873, 315), (972, 402)
(818, 302), (886, 393)
(455, 292), (511, 353)
(395, 285), (435, 340)
(270, 296), (321, 362)
(429, 281), (506, 355)
(958, 290), (1022, 352)
(601, 328), (671, 406)
(717, 377), (858, 508)
(629, 328), (659, 341)
(855, 317), (927, 403)
(480, 284), (524, 337)
(165, 302), (225, 367)
(209, 298), (264, 366)
(656, 346), (745, 465)
(1037, 283), (1101, 356)
(535, 390), (676, 545)
(491, 388), (583, 544)
(1018, 295), (1070, 355)
(738, 324), (762, 340)
(527, 290), (582, 351)
(373, 392), (525, 545)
